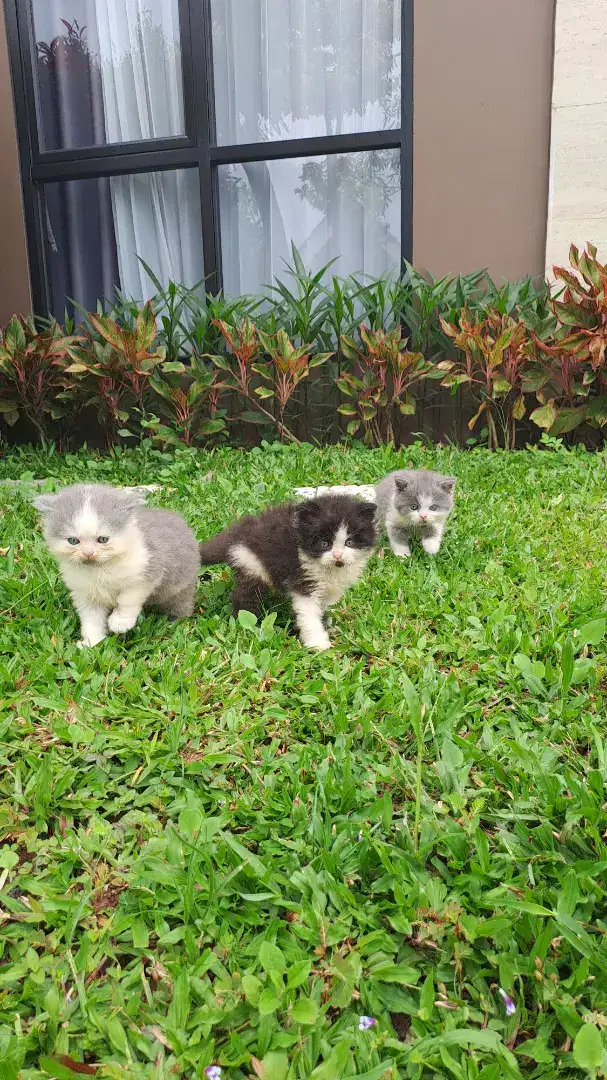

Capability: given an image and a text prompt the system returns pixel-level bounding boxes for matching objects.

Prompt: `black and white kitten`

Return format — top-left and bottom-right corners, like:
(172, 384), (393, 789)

(199, 494), (377, 650)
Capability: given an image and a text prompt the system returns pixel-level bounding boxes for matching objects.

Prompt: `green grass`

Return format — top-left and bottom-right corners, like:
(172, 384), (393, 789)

(1, 440), (607, 1080)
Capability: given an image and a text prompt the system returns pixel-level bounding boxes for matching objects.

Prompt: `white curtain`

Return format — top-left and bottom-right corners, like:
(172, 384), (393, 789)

(34, 0), (400, 304)
(33, 0), (203, 303)
(95, 0), (203, 299)
(212, 0), (402, 295)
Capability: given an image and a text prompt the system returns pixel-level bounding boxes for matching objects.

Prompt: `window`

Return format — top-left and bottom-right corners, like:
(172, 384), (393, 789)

(6, 0), (412, 317)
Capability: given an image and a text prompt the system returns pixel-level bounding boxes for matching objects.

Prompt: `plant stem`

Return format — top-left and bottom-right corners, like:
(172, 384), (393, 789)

(245, 393), (301, 445)
(413, 732), (423, 855)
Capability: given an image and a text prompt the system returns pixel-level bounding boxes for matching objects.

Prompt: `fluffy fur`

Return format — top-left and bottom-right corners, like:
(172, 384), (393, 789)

(33, 484), (200, 646)
(375, 469), (456, 557)
(199, 494), (378, 650)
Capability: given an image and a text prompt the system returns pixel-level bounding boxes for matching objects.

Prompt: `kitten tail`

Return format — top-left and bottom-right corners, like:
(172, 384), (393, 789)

(199, 532), (230, 565)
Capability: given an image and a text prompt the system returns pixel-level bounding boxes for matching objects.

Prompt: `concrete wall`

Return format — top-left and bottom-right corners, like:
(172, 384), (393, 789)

(0, 0), (30, 320)
(546, 0), (607, 279)
(413, 0), (555, 282)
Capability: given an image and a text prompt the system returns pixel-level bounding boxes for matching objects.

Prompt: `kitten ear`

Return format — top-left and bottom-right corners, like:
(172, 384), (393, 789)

(118, 488), (148, 512)
(439, 476), (456, 492)
(295, 499), (321, 526)
(356, 500), (377, 519)
(32, 494), (57, 513)
(394, 476), (410, 492)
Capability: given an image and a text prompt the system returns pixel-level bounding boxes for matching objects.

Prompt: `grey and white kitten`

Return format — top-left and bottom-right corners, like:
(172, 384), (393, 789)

(375, 470), (456, 557)
(33, 484), (200, 647)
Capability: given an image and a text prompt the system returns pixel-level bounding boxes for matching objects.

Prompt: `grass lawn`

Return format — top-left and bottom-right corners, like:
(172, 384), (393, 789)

(1, 440), (607, 1080)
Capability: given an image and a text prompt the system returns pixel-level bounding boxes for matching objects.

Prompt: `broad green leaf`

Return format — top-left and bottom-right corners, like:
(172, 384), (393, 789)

(198, 418), (226, 436)
(104, 1016), (129, 1056)
(368, 962), (420, 984)
(178, 807), (202, 838)
(259, 1052), (289, 1080)
(576, 619), (605, 647)
(352, 1065), (395, 1080)
(258, 940), (286, 975)
(291, 996), (318, 1024)
(0, 849), (18, 870)
(258, 988), (281, 1015)
(573, 1023), (603, 1071)
(242, 973), (262, 1005)
(530, 400), (558, 430)
(287, 959), (311, 989)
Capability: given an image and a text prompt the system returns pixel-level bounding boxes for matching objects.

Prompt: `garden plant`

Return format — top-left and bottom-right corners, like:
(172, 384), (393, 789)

(2, 245), (607, 453)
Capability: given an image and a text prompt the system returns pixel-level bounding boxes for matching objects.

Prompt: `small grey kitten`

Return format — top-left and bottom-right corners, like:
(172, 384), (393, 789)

(33, 484), (200, 647)
(375, 470), (456, 557)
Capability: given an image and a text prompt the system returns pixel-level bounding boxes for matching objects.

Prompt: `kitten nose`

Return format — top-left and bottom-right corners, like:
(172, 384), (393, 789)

(419, 512), (428, 521)
(333, 551), (345, 566)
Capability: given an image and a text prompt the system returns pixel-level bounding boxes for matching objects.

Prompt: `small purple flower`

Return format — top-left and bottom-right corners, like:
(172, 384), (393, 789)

(205, 1067), (222, 1080)
(357, 831), (363, 842)
(358, 1015), (376, 1031)
(499, 987), (516, 1016)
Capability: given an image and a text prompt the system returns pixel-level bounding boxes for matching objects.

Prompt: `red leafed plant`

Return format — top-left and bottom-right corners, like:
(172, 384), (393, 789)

(438, 310), (530, 449)
(0, 315), (83, 442)
(524, 244), (607, 435)
(206, 318), (331, 443)
(256, 329), (332, 441)
(57, 301), (167, 445)
(336, 324), (429, 446)
(145, 357), (226, 447)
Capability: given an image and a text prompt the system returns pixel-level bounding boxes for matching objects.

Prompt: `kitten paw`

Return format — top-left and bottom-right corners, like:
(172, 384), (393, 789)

(391, 546), (411, 558)
(77, 635), (106, 648)
(421, 537), (441, 555)
(108, 611), (138, 634)
(305, 635), (332, 652)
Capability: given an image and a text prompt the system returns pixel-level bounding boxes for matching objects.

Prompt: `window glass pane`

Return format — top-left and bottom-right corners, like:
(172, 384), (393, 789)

(32, 0), (185, 150)
(211, 0), (401, 145)
(43, 169), (203, 318)
(219, 150), (400, 296)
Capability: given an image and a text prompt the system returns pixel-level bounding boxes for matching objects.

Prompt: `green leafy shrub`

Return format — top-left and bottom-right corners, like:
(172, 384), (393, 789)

(5, 244), (607, 450)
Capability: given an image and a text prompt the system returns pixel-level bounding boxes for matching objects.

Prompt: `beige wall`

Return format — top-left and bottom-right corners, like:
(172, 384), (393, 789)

(0, 0), (30, 319)
(546, 0), (607, 279)
(413, 0), (555, 282)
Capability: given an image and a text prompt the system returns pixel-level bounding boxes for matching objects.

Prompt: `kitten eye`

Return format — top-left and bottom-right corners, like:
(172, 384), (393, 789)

(97, 536), (109, 544)
(429, 504), (437, 511)
(67, 537), (80, 546)
(345, 538), (355, 547)
(318, 539), (330, 549)
(410, 501), (419, 511)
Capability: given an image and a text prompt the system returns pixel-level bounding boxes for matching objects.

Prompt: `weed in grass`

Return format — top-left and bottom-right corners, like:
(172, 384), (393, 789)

(1, 440), (607, 1077)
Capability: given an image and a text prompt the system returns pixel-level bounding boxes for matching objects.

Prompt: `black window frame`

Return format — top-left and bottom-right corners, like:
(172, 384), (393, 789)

(4, 0), (413, 316)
